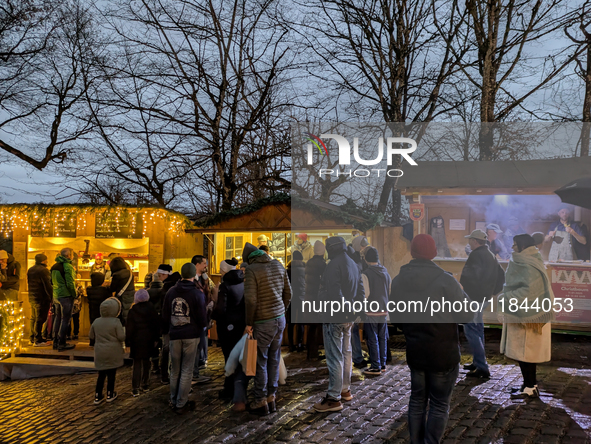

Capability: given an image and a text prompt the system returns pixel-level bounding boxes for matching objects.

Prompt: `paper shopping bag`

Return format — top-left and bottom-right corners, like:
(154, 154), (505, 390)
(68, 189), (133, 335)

(244, 335), (258, 376)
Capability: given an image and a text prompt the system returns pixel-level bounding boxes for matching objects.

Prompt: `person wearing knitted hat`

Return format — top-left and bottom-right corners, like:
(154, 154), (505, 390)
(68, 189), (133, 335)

(360, 247), (391, 376)
(126, 289), (160, 396)
(294, 234), (314, 262)
(161, 262), (207, 414)
(390, 234), (472, 443)
(26, 253), (53, 346)
(460, 230), (505, 380)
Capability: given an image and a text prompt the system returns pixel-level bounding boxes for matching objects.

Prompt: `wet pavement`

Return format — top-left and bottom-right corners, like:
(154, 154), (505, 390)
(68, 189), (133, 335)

(0, 329), (590, 443)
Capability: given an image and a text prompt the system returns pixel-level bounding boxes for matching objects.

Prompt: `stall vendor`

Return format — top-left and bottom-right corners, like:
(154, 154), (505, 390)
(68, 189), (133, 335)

(91, 253), (108, 274)
(545, 206), (587, 261)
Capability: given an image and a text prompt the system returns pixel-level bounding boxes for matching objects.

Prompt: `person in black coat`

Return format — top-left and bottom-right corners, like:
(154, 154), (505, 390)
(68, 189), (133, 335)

(460, 229), (505, 379)
(305, 241), (326, 359)
(109, 257), (135, 324)
(212, 258), (245, 401)
(126, 289), (160, 396)
(86, 272), (112, 326)
(286, 251), (306, 352)
(27, 254), (53, 345)
(390, 234), (473, 444)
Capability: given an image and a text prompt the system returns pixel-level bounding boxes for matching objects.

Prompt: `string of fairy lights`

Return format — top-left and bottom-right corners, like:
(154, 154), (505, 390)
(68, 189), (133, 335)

(0, 206), (190, 238)
(0, 301), (25, 356)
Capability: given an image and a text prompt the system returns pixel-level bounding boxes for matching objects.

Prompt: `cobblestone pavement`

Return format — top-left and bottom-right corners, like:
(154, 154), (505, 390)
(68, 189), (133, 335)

(1, 330), (591, 444)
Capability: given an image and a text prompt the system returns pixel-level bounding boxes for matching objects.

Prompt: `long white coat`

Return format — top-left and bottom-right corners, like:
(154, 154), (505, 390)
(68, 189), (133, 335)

(500, 322), (551, 363)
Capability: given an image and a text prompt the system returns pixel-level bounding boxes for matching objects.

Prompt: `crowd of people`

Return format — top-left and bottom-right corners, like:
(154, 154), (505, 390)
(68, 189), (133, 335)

(0, 223), (557, 444)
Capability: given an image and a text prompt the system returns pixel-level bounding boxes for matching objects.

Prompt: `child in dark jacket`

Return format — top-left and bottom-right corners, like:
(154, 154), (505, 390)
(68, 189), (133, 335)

(126, 289), (160, 396)
(86, 272), (112, 325)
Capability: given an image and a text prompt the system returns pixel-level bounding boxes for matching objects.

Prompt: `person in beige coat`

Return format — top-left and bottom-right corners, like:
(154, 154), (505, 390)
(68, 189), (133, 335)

(498, 234), (554, 399)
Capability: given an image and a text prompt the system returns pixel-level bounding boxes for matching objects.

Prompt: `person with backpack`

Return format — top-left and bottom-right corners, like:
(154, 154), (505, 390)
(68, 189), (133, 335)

(50, 248), (77, 351)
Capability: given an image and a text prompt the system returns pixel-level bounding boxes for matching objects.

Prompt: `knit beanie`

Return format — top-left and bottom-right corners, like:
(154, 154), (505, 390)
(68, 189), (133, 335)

(90, 272), (105, 287)
(313, 240), (325, 256)
(220, 258), (238, 273)
(181, 262), (197, 279)
(134, 289), (150, 304)
(410, 234), (438, 260)
(352, 236), (369, 252)
(531, 232), (545, 246)
(292, 251), (304, 261)
(35, 253), (48, 264)
(364, 247), (379, 263)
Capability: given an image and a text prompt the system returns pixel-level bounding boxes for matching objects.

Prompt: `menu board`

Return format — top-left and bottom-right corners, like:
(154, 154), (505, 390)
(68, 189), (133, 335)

(31, 212), (77, 238)
(95, 210), (143, 239)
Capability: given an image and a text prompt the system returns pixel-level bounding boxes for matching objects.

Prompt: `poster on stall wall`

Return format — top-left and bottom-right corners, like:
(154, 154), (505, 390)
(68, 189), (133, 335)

(148, 244), (164, 270)
(12, 242), (26, 275)
(551, 266), (591, 324)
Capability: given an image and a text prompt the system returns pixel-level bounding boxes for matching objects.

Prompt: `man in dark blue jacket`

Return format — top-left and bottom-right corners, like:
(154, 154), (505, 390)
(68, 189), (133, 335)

(361, 247), (390, 375)
(162, 262), (207, 414)
(390, 234), (473, 444)
(314, 236), (364, 413)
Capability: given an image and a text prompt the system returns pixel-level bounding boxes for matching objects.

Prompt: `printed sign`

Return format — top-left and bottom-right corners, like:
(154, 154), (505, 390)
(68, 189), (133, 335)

(409, 203), (425, 222)
(551, 266), (591, 324)
(449, 219), (466, 231)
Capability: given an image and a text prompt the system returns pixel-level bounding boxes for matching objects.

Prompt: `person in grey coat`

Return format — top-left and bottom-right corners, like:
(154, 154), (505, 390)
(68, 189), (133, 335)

(89, 297), (126, 405)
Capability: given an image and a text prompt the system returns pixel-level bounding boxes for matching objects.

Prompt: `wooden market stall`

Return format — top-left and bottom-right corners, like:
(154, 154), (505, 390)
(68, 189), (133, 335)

(187, 193), (378, 341)
(395, 157), (591, 331)
(0, 204), (201, 340)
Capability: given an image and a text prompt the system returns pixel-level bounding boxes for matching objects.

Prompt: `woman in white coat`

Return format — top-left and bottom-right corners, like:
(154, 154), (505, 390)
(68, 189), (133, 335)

(498, 234), (554, 399)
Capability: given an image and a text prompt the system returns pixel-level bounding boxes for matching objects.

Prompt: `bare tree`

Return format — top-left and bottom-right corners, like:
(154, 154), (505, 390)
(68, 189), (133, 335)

(0, 0), (98, 169)
(300, 0), (468, 224)
(565, 2), (591, 156)
(447, 0), (583, 160)
(79, 0), (294, 213)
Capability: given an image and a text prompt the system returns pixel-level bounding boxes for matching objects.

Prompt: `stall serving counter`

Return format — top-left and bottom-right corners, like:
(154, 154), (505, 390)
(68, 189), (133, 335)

(433, 258), (591, 332)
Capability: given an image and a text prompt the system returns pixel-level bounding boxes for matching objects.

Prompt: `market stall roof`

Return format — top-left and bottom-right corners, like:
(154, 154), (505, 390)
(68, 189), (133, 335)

(397, 157), (591, 195)
(188, 193), (378, 233)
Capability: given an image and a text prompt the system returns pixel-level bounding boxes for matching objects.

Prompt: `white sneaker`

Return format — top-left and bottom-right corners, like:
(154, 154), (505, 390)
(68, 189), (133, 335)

(511, 386), (539, 399)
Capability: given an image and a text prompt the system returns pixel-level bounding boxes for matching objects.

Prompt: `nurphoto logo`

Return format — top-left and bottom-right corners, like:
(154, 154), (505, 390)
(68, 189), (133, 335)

(304, 133), (418, 178)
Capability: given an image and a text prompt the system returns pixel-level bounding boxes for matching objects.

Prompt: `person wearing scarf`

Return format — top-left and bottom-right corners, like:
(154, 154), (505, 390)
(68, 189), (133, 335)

(498, 234), (554, 399)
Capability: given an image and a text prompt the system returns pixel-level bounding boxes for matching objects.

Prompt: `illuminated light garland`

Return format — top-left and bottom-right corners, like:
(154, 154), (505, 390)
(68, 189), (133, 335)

(0, 301), (25, 357)
(0, 205), (192, 238)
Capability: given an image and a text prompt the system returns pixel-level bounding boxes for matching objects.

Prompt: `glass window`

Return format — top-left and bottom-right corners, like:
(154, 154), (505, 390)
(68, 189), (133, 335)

(225, 235), (243, 260)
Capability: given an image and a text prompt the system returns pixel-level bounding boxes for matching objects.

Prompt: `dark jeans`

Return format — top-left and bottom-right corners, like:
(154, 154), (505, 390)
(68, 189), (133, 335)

(219, 325), (245, 395)
(307, 323), (323, 359)
(160, 334), (170, 381)
(193, 327), (208, 377)
(132, 358), (151, 390)
(68, 312), (80, 337)
(29, 300), (50, 343)
(409, 365), (459, 444)
(518, 361), (537, 388)
(364, 318), (387, 368)
(96, 368), (117, 398)
(253, 316), (286, 403)
(53, 297), (74, 346)
(287, 322), (305, 349)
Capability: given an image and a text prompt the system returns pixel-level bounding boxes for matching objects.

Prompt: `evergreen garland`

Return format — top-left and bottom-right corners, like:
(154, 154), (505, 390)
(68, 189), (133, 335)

(195, 193), (383, 232)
